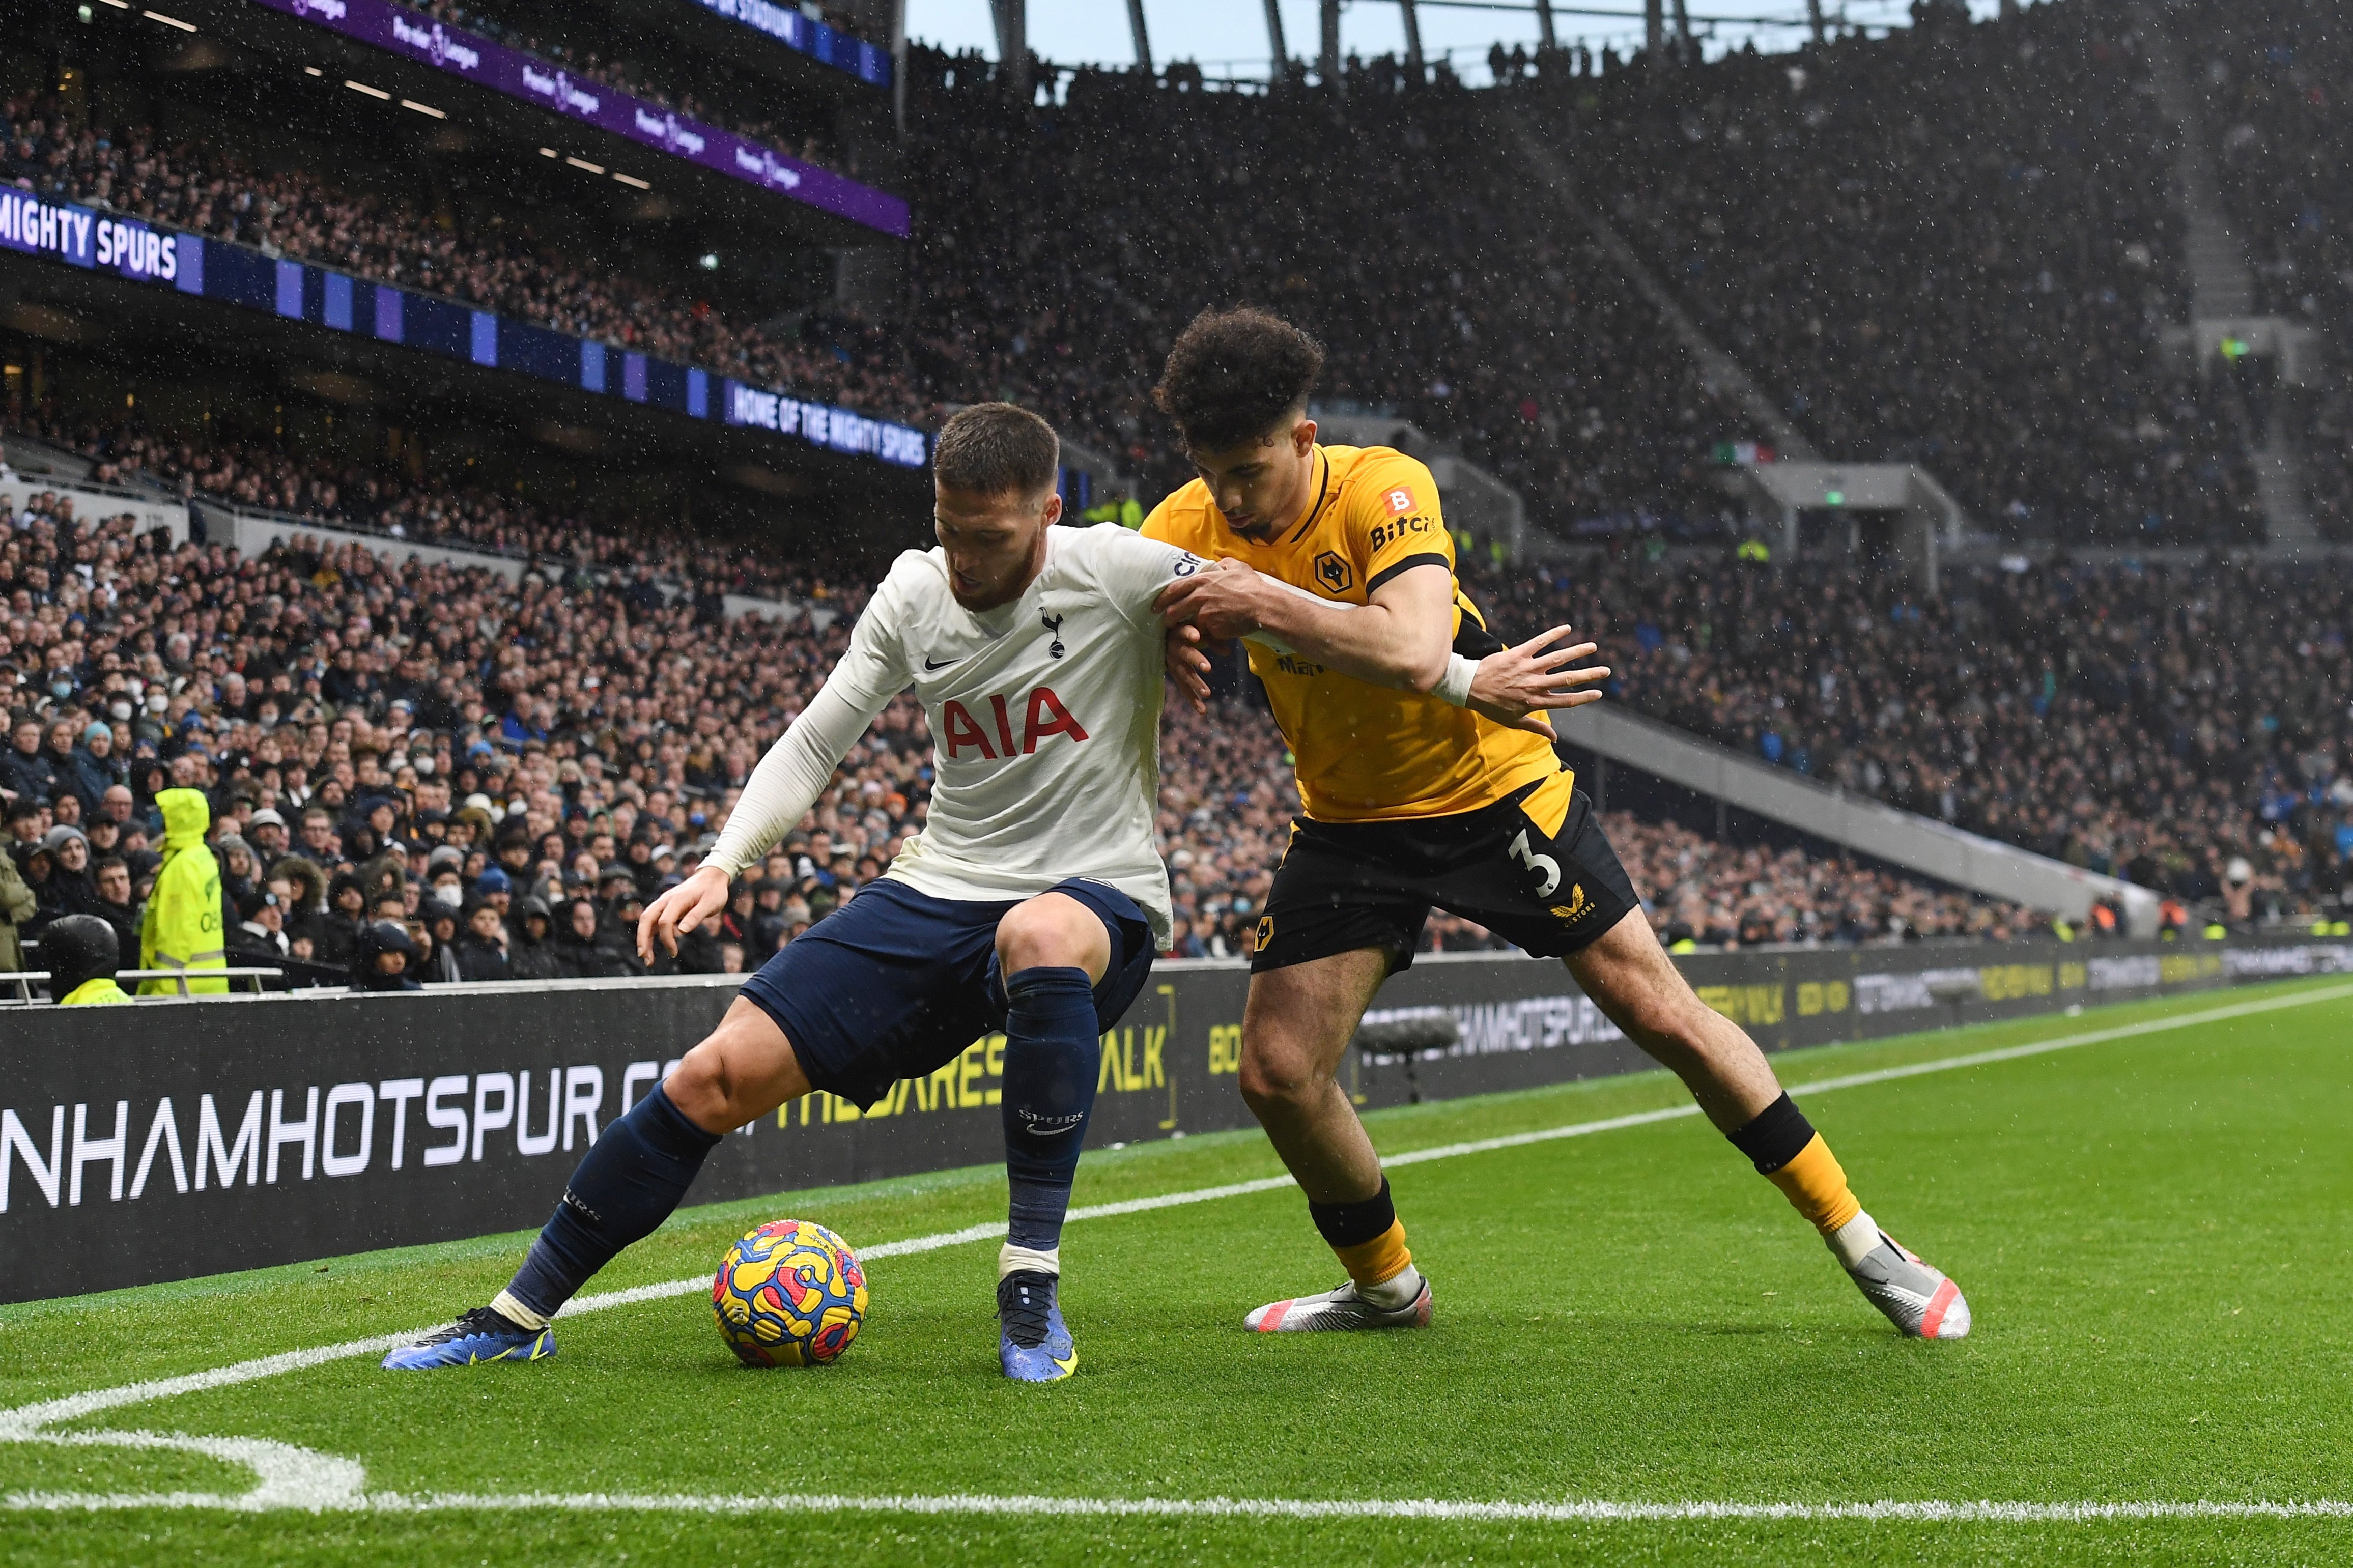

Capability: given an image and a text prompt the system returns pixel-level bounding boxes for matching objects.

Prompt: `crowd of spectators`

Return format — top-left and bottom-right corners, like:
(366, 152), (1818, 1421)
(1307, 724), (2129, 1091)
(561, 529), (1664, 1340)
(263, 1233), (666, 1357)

(895, 54), (1753, 538)
(2181, 0), (2353, 539)
(0, 473), (2036, 991)
(1529, 1), (2265, 543)
(1472, 548), (2342, 921)
(0, 96), (920, 424)
(11, 6), (2293, 551)
(414, 0), (856, 179)
(1, 410), (861, 606)
(7, 47), (1759, 545)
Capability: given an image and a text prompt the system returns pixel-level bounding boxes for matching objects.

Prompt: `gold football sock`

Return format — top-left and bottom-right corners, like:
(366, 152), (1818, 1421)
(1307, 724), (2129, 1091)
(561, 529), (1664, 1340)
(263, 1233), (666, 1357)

(1765, 1133), (1863, 1236)
(1310, 1177), (1415, 1290)
(1727, 1093), (1862, 1235)
(1333, 1219), (1413, 1291)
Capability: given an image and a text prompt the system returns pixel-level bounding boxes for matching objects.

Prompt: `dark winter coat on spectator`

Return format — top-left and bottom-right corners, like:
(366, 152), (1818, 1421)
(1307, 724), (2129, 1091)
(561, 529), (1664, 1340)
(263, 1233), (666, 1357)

(0, 746), (59, 807)
(38, 863), (99, 929)
(66, 745), (125, 817)
(312, 912), (366, 971)
(275, 857), (328, 955)
(506, 926), (562, 981)
(419, 937), (463, 985)
(674, 922), (728, 973)
(91, 890), (142, 965)
(453, 931), (510, 983)
(226, 921), (288, 961)
(553, 925), (638, 979)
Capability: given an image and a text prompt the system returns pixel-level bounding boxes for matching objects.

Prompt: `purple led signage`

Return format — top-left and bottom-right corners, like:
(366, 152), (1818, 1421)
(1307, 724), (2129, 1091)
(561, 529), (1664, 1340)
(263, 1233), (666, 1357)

(251, 0), (910, 237)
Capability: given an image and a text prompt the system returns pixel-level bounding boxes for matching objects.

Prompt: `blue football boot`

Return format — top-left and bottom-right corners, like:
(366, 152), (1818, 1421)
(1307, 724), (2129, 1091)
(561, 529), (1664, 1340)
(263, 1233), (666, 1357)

(381, 1306), (556, 1370)
(997, 1270), (1076, 1383)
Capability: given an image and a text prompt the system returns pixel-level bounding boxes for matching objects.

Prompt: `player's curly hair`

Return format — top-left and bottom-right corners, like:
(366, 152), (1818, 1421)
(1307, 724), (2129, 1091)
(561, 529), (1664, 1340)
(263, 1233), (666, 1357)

(1152, 306), (1325, 452)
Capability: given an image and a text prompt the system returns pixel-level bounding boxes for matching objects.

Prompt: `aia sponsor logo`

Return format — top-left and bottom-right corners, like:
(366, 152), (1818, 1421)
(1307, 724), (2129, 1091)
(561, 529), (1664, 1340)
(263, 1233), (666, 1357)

(939, 687), (1089, 761)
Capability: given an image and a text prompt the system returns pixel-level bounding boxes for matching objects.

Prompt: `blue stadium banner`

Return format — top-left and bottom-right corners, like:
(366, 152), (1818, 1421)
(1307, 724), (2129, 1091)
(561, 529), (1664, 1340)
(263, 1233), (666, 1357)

(0, 194), (926, 472)
(687, 0), (892, 87)
(722, 380), (930, 467)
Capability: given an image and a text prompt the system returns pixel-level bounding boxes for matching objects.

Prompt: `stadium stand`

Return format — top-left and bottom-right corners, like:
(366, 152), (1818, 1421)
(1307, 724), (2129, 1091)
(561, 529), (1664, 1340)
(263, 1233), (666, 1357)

(1534, 2), (2267, 544)
(895, 54), (1756, 538)
(412, 0), (862, 178)
(22, 0), (2345, 995)
(0, 446), (2036, 982)
(2181, 0), (2353, 538)
(1480, 548), (2335, 924)
(2, 409), (823, 600)
(0, 94), (923, 424)
(4, 56), (1759, 545)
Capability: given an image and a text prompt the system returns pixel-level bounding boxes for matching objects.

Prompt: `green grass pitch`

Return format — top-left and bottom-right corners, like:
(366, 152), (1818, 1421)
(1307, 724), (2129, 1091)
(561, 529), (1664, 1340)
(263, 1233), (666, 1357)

(7, 977), (2353, 1565)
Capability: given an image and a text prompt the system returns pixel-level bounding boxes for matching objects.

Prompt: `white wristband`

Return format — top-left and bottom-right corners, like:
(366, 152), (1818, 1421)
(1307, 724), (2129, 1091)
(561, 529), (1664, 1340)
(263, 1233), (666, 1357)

(1434, 652), (1480, 707)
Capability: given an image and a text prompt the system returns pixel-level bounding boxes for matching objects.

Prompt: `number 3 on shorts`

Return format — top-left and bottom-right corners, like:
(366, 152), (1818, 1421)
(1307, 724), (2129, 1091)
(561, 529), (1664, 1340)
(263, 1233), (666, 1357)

(1507, 828), (1562, 899)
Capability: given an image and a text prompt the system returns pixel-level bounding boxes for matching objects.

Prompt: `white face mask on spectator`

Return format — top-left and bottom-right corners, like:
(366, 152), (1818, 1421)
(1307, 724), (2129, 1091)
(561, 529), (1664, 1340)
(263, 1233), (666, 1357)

(433, 881), (465, 907)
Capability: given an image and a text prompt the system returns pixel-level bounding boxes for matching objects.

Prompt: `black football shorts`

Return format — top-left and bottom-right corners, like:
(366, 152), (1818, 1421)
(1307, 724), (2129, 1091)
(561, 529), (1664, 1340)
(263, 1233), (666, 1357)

(1251, 777), (1639, 974)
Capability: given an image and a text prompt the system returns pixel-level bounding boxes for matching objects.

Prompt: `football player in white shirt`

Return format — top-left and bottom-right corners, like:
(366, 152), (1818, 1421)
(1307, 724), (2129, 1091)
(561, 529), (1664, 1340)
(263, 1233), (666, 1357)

(383, 404), (1209, 1382)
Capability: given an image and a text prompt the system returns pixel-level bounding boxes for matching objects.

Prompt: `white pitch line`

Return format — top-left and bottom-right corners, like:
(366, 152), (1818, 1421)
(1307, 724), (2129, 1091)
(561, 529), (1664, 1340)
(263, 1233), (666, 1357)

(9, 1488), (2353, 1523)
(1384, 978), (2353, 1171)
(11, 978), (2350, 1441)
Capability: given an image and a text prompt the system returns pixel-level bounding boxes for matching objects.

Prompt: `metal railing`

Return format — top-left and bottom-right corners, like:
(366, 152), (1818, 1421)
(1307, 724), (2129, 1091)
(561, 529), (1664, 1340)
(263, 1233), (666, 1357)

(0, 968), (287, 1005)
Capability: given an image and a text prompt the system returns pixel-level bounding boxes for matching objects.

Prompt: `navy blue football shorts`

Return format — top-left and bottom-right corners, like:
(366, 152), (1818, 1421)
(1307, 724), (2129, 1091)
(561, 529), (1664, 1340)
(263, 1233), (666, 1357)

(736, 876), (1158, 1109)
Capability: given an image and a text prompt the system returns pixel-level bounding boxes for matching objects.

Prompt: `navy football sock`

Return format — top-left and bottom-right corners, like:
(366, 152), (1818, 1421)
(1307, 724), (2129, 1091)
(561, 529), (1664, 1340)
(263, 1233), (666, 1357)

(502, 1084), (723, 1321)
(1000, 965), (1102, 1260)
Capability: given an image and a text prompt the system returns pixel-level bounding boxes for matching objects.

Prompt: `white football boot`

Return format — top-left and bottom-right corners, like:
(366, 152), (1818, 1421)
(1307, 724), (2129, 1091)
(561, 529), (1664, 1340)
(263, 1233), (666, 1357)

(1245, 1272), (1433, 1332)
(1829, 1212), (1970, 1339)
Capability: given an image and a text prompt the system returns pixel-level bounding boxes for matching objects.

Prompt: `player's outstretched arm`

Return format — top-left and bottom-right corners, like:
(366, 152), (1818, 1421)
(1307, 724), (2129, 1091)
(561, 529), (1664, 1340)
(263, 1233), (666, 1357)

(639, 864), (731, 962)
(663, 583), (911, 958)
(1465, 625), (1611, 737)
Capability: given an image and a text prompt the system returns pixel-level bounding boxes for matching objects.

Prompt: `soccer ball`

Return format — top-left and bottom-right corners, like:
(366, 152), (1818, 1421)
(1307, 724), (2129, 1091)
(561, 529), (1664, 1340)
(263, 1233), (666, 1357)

(711, 1219), (868, 1367)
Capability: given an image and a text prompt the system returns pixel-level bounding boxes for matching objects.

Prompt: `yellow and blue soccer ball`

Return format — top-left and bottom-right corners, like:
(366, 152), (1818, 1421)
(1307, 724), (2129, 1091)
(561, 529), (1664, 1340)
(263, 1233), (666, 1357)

(711, 1219), (868, 1367)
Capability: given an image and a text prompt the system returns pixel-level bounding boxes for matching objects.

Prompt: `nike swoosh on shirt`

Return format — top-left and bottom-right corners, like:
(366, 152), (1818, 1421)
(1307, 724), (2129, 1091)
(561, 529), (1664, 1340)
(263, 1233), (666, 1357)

(923, 657), (955, 670)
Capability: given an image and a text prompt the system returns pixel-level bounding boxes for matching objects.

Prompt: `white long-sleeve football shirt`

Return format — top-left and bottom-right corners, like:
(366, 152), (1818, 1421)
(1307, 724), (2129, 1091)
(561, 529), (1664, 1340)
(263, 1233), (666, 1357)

(705, 524), (1206, 947)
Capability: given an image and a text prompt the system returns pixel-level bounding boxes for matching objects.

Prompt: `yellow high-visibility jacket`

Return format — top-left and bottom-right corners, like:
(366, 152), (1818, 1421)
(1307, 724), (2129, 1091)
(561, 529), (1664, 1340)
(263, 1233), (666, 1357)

(139, 789), (228, 996)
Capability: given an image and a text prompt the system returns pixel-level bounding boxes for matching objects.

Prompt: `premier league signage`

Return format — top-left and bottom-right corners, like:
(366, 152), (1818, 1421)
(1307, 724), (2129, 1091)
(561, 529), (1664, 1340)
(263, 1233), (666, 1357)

(0, 193), (924, 471)
(248, 0), (909, 237)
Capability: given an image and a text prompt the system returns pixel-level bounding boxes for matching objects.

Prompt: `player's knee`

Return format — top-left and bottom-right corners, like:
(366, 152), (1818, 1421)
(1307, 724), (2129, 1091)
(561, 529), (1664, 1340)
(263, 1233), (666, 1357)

(663, 1041), (730, 1124)
(665, 1026), (760, 1130)
(996, 894), (1109, 980)
(1237, 1036), (1323, 1109)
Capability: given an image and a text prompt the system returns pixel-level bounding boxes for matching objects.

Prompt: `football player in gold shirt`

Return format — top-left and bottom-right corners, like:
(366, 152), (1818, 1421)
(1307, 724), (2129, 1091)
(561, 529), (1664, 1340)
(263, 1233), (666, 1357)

(1146, 307), (1968, 1340)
